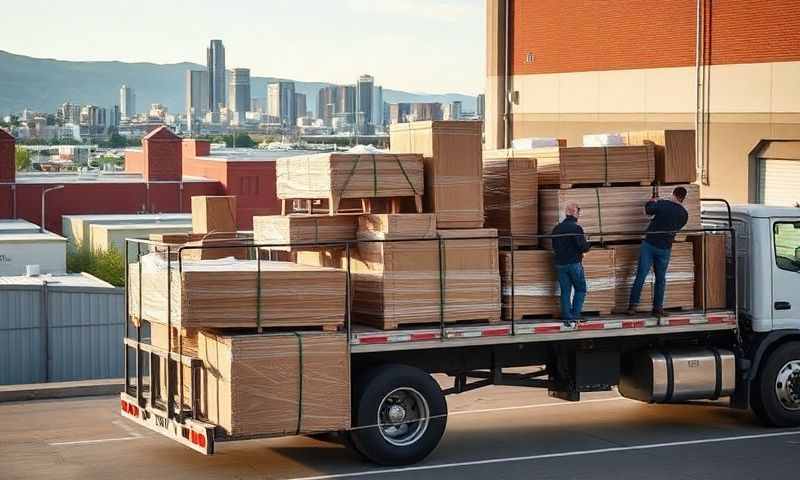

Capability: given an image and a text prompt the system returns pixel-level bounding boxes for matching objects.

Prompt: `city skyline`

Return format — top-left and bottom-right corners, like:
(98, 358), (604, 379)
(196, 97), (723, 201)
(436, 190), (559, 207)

(2, 0), (485, 95)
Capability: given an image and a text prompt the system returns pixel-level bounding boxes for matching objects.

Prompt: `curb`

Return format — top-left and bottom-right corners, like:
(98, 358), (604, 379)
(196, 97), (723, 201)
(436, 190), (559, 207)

(0, 378), (124, 403)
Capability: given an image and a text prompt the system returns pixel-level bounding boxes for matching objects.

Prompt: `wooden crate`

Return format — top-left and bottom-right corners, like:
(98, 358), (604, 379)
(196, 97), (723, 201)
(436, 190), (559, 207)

(610, 242), (695, 313)
(690, 234), (728, 309)
(624, 130), (696, 184)
(390, 121), (484, 229)
(128, 256), (345, 331)
(483, 155), (538, 247)
(500, 249), (615, 319)
(275, 152), (424, 214)
(351, 229), (501, 329)
(253, 214), (359, 251)
(538, 184), (701, 245)
(148, 232), (249, 260)
(198, 331), (350, 438)
(191, 196), (237, 234)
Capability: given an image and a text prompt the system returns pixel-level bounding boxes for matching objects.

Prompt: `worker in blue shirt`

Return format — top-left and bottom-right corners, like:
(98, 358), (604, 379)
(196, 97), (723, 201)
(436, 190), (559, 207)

(551, 202), (591, 327)
(628, 186), (689, 317)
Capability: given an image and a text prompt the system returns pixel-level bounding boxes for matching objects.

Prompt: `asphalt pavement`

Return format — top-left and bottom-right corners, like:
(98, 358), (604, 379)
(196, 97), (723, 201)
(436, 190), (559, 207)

(1, 386), (799, 480)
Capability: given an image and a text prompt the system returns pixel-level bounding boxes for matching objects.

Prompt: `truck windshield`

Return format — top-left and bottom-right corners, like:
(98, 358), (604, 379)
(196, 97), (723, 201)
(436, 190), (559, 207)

(774, 222), (800, 273)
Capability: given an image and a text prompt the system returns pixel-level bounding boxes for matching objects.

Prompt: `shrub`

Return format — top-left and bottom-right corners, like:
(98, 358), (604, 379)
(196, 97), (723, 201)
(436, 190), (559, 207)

(67, 244), (126, 287)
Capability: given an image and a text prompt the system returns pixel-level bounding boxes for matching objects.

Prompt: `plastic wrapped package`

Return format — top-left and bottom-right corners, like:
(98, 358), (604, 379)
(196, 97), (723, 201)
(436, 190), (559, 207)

(482, 156), (538, 246)
(252, 214), (359, 251)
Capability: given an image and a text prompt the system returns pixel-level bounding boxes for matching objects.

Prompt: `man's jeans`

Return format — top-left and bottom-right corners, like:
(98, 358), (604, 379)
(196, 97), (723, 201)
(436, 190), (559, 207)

(556, 263), (587, 321)
(628, 240), (672, 309)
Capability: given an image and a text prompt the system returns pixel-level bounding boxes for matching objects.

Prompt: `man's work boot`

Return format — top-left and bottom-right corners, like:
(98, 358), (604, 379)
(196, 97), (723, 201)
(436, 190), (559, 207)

(652, 308), (669, 318)
(626, 305), (639, 316)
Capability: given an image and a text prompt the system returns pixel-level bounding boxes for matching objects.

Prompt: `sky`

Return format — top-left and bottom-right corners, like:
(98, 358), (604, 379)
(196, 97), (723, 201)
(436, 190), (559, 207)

(2, 0), (486, 95)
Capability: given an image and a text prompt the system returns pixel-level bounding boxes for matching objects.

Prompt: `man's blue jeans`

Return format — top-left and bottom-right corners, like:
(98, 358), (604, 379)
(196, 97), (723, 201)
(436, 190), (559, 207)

(628, 240), (672, 309)
(556, 263), (587, 321)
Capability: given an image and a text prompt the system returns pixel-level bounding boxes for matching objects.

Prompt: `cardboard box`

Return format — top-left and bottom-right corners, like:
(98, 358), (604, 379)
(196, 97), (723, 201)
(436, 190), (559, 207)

(390, 121), (484, 229)
(191, 196), (237, 234)
(253, 214), (359, 251)
(483, 155), (538, 246)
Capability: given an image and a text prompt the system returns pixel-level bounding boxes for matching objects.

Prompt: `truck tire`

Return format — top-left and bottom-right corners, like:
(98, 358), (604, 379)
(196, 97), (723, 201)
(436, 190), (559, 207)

(753, 342), (800, 427)
(349, 364), (447, 466)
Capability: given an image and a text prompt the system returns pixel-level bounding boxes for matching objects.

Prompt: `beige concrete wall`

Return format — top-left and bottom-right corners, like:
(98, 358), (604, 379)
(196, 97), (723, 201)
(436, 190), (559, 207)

(484, 0), (505, 150)
(506, 61), (800, 202)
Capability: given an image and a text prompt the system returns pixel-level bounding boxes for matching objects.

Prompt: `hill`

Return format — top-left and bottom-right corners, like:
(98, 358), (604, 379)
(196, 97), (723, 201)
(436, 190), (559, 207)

(0, 50), (476, 116)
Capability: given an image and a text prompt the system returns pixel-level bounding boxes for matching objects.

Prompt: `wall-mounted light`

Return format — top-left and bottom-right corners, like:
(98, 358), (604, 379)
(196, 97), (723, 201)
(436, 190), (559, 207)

(524, 52), (535, 64)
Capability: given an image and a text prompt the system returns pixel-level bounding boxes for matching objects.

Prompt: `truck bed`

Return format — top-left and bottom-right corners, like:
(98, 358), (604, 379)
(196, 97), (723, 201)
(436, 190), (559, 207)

(350, 310), (737, 353)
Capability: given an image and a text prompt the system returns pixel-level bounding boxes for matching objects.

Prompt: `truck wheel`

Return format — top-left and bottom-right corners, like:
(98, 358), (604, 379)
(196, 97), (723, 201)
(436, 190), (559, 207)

(349, 364), (447, 466)
(754, 342), (800, 427)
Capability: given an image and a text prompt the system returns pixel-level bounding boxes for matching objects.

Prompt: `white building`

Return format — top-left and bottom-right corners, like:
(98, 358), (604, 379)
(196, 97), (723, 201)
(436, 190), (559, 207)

(0, 220), (67, 276)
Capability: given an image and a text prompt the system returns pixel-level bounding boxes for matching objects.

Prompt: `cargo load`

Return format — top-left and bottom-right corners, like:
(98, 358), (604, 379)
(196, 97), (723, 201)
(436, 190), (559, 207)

(482, 155), (538, 246)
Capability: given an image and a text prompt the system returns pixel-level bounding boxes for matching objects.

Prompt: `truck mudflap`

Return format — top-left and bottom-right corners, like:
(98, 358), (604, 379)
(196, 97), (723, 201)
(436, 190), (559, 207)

(120, 392), (216, 455)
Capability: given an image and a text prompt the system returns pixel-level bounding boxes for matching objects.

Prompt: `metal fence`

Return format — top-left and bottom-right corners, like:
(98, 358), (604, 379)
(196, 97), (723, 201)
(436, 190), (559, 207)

(0, 283), (124, 385)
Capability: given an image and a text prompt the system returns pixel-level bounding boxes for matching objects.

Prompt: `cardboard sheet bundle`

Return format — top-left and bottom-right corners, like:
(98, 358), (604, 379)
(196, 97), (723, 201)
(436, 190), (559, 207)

(348, 218), (501, 329)
(499, 249), (616, 319)
(691, 234), (728, 309)
(275, 152), (425, 213)
(482, 155), (538, 246)
(390, 121), (485, 229)
(129, 255), (346, 331)
(252, 214), (359, 251)
(539, 184), (701, 244)
(198, 331), (350, 438)
(610, 242), (695, 312)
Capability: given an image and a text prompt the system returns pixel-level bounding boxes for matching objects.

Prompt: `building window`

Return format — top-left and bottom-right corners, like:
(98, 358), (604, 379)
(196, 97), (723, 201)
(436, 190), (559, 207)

(774, 222), (800, 273)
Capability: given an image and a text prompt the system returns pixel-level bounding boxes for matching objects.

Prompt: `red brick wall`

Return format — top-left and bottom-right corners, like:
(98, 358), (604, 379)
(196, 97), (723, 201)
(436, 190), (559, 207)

(511, 0), (800, 75)
(0, 132), (15, 182)
(124, 150), (145, 175)
(143, 138), (182, 181)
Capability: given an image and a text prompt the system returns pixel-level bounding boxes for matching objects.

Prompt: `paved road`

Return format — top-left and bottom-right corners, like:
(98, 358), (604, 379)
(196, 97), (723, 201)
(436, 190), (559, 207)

(1, 387), (799, 480)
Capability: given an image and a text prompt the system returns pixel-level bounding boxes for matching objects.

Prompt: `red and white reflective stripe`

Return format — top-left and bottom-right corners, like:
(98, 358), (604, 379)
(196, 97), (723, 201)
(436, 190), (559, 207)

(707, 312), (737, 324)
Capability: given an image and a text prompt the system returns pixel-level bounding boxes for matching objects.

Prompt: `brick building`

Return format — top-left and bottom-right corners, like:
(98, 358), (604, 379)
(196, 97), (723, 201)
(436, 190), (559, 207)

(486, 0), (800, 204)
(0, 127), (282, 233)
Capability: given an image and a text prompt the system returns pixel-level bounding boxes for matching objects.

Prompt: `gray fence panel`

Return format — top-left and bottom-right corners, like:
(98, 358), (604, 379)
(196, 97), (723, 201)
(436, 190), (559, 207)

(0, 285), (125, 385)
(47, 288), (125, 382)
(0, 288), (45, 384)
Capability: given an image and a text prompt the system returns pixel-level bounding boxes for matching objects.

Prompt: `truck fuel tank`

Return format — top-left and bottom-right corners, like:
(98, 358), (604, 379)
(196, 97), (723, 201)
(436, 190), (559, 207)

(619, 348), (736, 403)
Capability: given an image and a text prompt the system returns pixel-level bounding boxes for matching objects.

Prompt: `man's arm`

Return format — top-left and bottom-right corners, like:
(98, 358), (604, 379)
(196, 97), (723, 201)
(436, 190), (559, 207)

(575, 224), (590, 253)
(645, 198), (660, 215)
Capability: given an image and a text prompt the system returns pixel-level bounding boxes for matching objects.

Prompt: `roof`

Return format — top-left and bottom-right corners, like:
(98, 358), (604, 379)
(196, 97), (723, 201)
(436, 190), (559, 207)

(0, 231), (66, 243)
(0, 219), (41, 234)
(703, 203), (800, 219)
(0, 128), (14, 141)
(0, 272), (114, 288)
(15, 172), (214, 184)
(142, 126), (179, 141)
(89, 222), (191, 232)
(202, 148), (316, 162)
(62, 213), (191, 222)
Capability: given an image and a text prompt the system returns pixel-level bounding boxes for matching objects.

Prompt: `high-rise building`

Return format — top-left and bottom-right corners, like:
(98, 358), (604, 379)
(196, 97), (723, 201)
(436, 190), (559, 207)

(228, 68), (251, 123)
(317, 86), (338, 126)
(207, 39), (226, 113)
(336, 85), (356, 122)
(294, 93), (307, 121)
(110, 105), (121, 129)
(57, 102), (82, 125)
(267, 81), (296, 128)
(119, 85), (136, 121)
(443, 101), (463, 120)
(373, 85), (384, 126)
(476, 94), (485, 119)
(356, 74), (374, 132)
(186, 70), (210, 132)
(389, 103), (411, 125)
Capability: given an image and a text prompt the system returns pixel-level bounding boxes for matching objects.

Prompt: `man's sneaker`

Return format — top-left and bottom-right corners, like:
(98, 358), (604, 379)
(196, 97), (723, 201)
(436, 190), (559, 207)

(562, 320), (577, 329)
(652, 308), (669, 318)
(626, 306), (639, 316)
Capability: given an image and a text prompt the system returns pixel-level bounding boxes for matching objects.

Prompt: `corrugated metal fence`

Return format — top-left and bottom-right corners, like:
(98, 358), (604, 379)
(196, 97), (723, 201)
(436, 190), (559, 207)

(0, 284), (124, 385)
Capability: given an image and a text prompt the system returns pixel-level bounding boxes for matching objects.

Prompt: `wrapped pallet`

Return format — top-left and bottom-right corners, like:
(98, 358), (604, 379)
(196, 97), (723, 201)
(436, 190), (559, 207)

(351, 228), (501, 329)
(149, 322), (197, 407)
(191, 196), (237, 234)
(611, 242), (695, 313)
(390, 121), (484, 229)
(624, 130), (696, 184)
(500, 249), (615, 319)
(275, 152), (424, 213)
(482, 155), (538, 246)
(690, 234), (728, 309)
(198, 331), (350, 438)
(538, 184), (701, 244)
(358, 213), (436, 240)
(148, 232), (250, 261)
(253, 214), (359, 251)
(128, 255), (345, 330)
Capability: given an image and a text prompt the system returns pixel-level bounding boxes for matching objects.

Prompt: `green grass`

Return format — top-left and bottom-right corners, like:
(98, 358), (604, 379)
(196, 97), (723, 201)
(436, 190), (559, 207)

(67, 244), (125, 287)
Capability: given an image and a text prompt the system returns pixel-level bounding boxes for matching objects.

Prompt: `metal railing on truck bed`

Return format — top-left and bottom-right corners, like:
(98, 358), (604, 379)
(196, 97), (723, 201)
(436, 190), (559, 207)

(120, 215), (739, 453)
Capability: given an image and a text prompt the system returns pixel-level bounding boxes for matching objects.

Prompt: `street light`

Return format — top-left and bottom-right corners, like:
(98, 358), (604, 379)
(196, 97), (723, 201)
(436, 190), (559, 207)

(40, 185), (64, 233)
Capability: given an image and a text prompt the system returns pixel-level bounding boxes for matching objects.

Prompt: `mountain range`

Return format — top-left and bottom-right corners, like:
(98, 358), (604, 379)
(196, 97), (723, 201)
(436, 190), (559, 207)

(0, 50), (477, 116)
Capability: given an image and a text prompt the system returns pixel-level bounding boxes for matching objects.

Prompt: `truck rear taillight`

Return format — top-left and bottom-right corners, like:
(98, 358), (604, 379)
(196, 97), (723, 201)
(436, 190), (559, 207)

(184, 428), (207, 448)
(121, 399), (139, 417)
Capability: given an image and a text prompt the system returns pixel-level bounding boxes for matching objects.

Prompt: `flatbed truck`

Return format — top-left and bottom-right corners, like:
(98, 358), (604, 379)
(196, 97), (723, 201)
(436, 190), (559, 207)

(119, 202), (800, 466)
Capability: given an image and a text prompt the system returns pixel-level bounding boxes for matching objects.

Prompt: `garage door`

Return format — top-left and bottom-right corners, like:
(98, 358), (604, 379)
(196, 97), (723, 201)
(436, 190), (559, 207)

(757, 141), (800, 207)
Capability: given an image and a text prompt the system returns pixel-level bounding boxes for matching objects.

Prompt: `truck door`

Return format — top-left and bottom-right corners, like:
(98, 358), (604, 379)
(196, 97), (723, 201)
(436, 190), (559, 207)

(771, 219), (800, 329)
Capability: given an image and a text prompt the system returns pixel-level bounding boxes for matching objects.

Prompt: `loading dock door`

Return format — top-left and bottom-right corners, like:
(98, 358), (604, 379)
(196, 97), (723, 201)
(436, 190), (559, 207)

(757, 141), (800, 207)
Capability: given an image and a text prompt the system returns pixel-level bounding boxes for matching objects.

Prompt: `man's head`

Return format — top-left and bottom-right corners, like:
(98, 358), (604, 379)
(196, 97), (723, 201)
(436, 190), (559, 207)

(565, 202), (581, 218)
(672, 186), (688, 204)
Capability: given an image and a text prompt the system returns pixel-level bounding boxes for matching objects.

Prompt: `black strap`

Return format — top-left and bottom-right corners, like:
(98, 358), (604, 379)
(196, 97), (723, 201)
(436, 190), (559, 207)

(711, 348), (723, 400)
(663, 351), (675, 403)
(294, 332), (304, 435)
(594, 188), (604, 243)
(393, 154), (418, 195)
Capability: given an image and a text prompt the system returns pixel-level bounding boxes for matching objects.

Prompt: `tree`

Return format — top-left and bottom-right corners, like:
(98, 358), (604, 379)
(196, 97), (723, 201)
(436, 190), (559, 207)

(15, 147), (31, 171)
(109, 133), (128, 148)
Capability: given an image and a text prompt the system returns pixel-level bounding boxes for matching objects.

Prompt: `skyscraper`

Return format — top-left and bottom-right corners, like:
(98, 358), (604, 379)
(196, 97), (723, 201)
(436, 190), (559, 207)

(356, 75), (374, 132)
(267, 81), (296, 127)
(186, 70), (209, 132)
(317, 86), (338, 126)
(294, 93), (307, 121)
(228, 68), (251, 116)
(207, 39), (226, 113)
(373, 85), (384, 126)
(119, 85), (135, 120)
(476, 94), (485, 119)
(336, 85), (356, 123)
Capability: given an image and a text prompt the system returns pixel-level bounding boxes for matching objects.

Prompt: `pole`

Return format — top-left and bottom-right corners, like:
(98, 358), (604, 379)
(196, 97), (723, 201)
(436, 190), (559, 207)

(40, 185), (64, 233)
